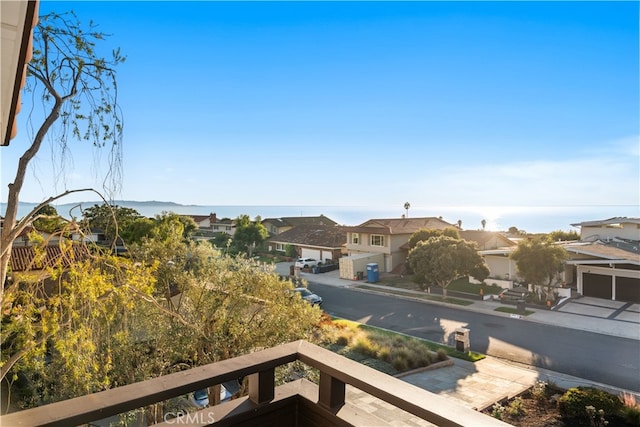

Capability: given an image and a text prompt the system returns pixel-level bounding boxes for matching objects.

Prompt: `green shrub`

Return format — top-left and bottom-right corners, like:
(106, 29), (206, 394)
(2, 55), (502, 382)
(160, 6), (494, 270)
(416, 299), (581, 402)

(557, 387), (623, 423)
(530, 380), (548, 402)
(506, 397), (526, 417)
(491, 402), (505, 420)
(436, 348), (448, 362)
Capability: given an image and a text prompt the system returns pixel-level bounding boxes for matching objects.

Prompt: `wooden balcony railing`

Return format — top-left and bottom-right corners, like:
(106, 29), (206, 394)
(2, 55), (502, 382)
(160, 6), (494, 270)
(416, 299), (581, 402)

(1, 340), (509, 427)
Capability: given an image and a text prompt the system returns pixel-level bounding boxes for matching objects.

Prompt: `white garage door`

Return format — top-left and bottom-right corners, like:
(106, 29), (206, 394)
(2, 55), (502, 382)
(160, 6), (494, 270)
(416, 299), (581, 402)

(300, 248), (321, 260)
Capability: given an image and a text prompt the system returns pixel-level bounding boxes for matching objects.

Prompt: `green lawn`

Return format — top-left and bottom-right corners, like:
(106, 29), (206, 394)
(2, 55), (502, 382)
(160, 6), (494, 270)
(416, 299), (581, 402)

(374, 275), (503, 296)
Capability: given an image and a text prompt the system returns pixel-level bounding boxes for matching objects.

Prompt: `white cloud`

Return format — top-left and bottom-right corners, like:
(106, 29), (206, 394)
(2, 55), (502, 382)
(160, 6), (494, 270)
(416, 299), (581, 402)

(420, 143), (639, 207)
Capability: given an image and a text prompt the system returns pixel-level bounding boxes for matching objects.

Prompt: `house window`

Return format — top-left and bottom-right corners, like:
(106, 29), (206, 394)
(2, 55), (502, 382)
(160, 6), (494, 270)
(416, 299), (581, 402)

(276, 243), (285, 252)
(213, 225), (219, 230)
(352, 233), (359, 244)
(370, 234), (385, 247)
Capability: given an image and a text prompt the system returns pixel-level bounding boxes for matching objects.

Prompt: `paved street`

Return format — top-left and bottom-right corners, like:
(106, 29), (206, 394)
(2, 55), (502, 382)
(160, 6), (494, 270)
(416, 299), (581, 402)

(273, 263), (640, 418)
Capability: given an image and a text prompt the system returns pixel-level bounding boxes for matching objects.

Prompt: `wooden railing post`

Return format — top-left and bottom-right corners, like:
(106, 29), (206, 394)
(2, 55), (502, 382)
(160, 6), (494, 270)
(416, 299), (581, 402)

(248, 368), (275, 405)
(318, 371), (345, 410)
(211, 384), (221, 405)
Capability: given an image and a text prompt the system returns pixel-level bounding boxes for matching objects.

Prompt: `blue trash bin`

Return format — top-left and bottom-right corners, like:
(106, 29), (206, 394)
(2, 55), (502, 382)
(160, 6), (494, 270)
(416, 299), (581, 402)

(366, 263), (379, 283)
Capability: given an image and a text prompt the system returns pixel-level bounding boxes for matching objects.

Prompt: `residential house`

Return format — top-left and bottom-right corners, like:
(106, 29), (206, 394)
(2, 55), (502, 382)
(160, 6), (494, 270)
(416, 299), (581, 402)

(72, 227), (106, 244)
(461, 231), (522, 287)
(267, 224), (347, 262)
(478, 246), (521, 287)
(479, 217), (640, 302)
(572, 217), (640, 242)
(262, 215), (337, 236)
(187, 212), (235, 240)
(344, 217), (454, 273)
(563, 217), (640, 303)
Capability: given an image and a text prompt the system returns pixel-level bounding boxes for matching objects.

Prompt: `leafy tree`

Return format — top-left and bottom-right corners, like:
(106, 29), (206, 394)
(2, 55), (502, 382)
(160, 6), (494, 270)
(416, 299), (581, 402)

(81, 203), (142, 243)
(32, 205), (66, 234)
(285, 244), (298, 258)
(120, 217), (155, 245)
(548, 230), (580, 242)
(209, 233), (233, 251)
(481, 219), (487, 231)
(507, 226), (527, 236)
(510, 237), (569, 302)
(408, 236), (489, 298)
(232, 214), (269, 256)
(408, 227), (460, 249)
(149, 212), (197, 242)
(1, 247), (157, 399)
(1, 11), (125, 292)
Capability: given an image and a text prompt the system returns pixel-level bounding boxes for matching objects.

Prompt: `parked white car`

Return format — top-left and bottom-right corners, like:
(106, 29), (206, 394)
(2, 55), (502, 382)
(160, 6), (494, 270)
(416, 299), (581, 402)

(295, 258), (320, 269)
(293, 287), (323, 307)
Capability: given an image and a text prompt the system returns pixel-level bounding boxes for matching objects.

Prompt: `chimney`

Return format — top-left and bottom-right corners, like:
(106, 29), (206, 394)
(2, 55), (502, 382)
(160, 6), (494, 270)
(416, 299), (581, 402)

(210, 213), (217, 223)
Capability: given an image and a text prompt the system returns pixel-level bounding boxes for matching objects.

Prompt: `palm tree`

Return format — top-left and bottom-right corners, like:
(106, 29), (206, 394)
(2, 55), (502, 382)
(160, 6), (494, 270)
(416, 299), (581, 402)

(457, 219), (462, 229)
(481, 219), (487, 231)
(404, 202), (410, 218)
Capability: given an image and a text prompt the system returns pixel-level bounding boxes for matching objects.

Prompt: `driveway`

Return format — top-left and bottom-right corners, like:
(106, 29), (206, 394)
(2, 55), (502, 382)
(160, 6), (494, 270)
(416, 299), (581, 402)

(557, 297), (640, 324)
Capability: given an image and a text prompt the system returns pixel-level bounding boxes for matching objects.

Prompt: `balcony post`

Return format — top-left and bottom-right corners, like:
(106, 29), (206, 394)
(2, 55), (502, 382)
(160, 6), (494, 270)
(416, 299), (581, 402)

(318, 371), (345, 410)
(248, 368), (275, 405)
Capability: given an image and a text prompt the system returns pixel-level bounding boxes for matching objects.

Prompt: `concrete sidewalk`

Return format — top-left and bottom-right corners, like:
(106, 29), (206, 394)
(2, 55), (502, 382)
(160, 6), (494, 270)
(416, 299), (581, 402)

(274, 262), (640, 424)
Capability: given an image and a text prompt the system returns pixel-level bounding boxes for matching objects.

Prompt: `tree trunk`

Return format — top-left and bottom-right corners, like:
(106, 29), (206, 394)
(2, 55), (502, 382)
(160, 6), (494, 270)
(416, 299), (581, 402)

(0, 99), (63, 295)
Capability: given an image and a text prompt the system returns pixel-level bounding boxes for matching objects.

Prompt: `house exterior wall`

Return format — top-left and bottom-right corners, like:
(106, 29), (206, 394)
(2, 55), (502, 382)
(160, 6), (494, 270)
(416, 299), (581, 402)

(482, 254), (521, 282)
(211, 223), (234, 236)
(580, 223), (640, 241)
(346, 230), (394, 272)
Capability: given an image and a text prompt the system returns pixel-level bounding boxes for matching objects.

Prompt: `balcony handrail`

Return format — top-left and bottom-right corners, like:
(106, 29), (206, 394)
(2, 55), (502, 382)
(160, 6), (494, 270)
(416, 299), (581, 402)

(1, 340), (509, 427)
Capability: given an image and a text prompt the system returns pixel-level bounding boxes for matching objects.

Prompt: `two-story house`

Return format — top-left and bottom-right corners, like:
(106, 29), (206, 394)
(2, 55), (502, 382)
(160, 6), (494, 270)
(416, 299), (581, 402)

(564, 217), (640, 302)
(343, 217), (454, 275)
(188, 212), (235, 240)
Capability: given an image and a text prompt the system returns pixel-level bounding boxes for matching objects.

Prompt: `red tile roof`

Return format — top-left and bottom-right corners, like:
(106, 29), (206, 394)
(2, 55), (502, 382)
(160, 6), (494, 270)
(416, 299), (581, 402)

(10, 245), (89, 272)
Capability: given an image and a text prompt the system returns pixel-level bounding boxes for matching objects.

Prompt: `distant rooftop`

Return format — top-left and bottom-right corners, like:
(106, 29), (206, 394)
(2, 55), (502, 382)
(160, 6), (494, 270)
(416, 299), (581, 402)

(571, 217), (640, 227)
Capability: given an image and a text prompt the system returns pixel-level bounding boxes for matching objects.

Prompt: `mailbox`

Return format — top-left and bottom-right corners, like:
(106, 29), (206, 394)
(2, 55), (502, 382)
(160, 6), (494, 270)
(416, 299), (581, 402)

(455, 327), (470, 353)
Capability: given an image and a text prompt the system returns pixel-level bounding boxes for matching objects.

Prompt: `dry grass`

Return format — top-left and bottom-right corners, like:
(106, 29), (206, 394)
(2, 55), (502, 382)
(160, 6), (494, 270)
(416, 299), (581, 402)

(320, 317), (445, 374)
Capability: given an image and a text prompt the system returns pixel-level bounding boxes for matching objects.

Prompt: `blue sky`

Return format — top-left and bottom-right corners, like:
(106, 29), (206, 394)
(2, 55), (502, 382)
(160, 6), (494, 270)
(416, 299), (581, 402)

(2, 1), (638, 230)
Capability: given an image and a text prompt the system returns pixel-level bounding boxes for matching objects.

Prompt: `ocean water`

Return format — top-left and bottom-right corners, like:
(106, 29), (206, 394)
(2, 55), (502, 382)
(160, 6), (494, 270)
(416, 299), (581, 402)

(2, 201), (638, 233)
